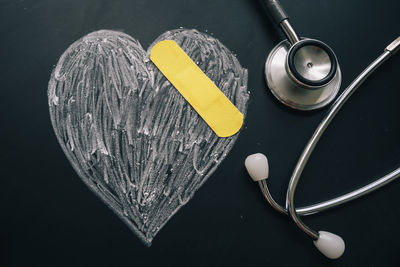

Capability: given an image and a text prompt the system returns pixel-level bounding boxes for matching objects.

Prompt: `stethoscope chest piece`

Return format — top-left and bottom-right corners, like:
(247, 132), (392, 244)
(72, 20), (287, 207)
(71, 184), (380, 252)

(265, 39), (341, 110)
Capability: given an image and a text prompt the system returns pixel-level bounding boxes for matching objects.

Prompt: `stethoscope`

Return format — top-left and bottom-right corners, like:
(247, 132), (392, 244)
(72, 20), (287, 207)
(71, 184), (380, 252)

(245, 0), (400, 259)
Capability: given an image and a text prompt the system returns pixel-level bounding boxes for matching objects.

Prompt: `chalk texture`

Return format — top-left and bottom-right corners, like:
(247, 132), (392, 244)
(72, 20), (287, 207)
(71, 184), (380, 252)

(48, 29), (249, 245)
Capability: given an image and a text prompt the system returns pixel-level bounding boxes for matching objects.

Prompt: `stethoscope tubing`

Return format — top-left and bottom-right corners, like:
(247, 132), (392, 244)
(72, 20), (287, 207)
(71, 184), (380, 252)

(270, 43), (399, 239)
(259, 167), (400, 216)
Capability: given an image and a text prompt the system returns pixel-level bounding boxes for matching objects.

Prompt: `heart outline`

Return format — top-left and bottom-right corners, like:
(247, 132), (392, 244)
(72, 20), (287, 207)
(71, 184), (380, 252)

(48, 29), (249, 245)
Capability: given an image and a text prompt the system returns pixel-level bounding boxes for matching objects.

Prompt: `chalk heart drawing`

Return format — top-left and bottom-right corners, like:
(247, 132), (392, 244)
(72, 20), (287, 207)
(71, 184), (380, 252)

(48, 29), (249, 245)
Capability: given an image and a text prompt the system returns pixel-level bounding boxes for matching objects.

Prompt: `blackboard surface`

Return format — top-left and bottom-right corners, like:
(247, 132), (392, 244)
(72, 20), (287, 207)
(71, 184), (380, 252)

(1, 0), (399, 266)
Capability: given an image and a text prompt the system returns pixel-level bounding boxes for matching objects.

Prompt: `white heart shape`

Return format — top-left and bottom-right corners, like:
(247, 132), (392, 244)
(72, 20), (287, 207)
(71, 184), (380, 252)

(48, 29), (249, 245)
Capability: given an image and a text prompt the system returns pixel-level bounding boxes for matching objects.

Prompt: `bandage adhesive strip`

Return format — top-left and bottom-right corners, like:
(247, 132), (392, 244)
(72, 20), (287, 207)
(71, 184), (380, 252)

(150, 40), (244, 137)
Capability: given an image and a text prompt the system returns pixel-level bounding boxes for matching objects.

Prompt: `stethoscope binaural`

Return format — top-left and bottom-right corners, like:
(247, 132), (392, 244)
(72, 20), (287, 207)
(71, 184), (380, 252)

(245, 0), (400, 260)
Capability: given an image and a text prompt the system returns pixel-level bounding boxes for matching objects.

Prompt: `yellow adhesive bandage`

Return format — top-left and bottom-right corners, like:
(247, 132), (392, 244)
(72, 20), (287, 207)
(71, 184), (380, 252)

(150, 40), (243, 137)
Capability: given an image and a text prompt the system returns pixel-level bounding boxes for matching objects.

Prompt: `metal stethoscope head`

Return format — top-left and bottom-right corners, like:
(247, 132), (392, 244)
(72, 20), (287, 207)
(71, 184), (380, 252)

(246, 28), (400, 259)
(263, 0), (341, 110)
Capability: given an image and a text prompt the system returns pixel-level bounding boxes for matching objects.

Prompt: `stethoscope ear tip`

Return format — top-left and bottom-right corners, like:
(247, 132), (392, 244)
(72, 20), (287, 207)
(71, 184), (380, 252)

(313, 231), (345, 259)
(245, 153), (269, 182)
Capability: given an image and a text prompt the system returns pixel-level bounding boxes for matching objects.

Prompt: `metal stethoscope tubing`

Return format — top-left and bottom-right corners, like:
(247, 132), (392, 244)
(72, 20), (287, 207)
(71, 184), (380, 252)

(285, 38), (400, 240)
(245, 36), (400, 259)
(258, 167), (400, 217)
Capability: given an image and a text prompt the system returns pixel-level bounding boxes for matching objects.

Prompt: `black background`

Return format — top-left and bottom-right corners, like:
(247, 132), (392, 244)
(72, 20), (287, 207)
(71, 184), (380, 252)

(1, 0), (400, 266)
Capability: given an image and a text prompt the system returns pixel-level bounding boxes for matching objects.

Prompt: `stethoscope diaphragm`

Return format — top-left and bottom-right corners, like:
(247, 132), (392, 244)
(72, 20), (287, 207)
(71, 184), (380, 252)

(265, 39), (341, 110)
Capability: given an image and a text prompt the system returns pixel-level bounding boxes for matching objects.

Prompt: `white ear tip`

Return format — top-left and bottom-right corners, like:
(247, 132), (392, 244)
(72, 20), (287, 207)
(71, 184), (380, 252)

(245, 153), (269, 182)
(313, 231), (345, 259)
